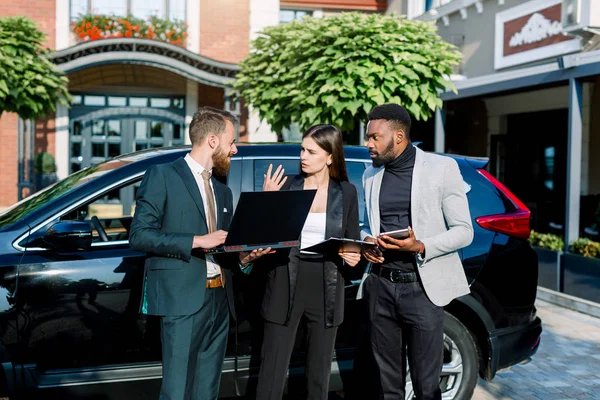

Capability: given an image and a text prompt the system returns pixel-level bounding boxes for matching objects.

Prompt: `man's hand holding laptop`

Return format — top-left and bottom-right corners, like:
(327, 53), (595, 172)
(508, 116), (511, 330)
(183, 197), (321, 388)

(192, 230), (228, 249)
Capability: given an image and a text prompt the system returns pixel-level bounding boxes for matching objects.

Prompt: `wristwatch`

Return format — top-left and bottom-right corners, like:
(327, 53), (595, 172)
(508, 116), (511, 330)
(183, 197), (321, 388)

(415, 241), (426, 262)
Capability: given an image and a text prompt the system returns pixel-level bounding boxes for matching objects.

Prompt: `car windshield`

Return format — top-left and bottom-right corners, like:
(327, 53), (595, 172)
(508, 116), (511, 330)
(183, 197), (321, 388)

(0, 158), (134, 230)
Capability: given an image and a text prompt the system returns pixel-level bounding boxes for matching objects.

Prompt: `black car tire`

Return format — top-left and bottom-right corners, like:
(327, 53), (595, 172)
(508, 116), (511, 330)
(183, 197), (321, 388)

(441, 312), (479, 400)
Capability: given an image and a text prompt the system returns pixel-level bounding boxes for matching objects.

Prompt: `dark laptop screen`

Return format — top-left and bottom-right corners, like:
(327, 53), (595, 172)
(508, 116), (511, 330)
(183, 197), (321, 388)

(225, 190), (316, 246)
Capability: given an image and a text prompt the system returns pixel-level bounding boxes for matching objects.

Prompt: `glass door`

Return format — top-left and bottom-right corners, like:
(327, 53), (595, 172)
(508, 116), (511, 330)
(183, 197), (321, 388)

(70, 117), (185, 173)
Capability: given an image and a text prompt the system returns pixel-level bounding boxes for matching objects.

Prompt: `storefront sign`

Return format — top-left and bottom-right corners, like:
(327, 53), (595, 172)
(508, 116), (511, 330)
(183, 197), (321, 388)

(495, 0), (580, 69)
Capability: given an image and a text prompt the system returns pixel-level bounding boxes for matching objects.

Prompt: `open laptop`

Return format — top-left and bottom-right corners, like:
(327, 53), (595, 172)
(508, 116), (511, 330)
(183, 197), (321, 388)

(202, 189), (317, 254)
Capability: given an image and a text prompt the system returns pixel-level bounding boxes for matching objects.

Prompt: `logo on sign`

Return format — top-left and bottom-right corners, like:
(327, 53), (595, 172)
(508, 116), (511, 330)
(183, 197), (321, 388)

(509, 12), (563, 48)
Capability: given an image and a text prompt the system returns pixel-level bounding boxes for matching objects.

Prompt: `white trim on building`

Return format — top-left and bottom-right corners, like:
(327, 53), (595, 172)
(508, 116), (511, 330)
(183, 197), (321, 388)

(55, 104), (70, 180)
(56, 0), (70, 51)
(248, 0), (279, 142)
(56, 0), (71, 180)
(185, 80), (199, 145)
(187, 0), (200, 53)
(494, 0), (581, 69)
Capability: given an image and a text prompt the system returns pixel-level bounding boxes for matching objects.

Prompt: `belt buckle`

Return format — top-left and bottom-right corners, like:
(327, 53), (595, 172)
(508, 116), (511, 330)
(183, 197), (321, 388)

(388, 270), (402, 283)
(206, 275), (222, 288)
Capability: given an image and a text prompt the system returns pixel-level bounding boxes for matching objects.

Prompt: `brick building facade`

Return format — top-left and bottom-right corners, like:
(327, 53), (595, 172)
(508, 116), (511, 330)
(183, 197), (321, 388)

(0, 0), (386, 209)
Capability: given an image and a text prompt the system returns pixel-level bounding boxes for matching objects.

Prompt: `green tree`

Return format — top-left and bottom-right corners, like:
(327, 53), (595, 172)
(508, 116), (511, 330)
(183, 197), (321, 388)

(0, 17), (71, 120)
(233, 12), (461, 133)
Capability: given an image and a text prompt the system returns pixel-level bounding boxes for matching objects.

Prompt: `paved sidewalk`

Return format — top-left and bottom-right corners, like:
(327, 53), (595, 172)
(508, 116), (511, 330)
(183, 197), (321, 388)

(473, 299), (600, 400)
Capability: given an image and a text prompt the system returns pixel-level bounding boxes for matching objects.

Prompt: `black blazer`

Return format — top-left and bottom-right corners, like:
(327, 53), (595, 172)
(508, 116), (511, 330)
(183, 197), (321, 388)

(130, 157), (236, 317)
(260, 175), (360, 328)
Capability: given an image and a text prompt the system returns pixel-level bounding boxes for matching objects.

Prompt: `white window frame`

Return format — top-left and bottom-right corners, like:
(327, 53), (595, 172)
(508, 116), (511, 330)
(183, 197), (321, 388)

(70, 0), (186, 21)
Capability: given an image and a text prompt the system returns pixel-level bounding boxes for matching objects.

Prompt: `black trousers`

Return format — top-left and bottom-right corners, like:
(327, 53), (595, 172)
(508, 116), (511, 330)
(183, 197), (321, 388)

(365, 273), (445, 400)
(160, 287), (229, 400)
(256, 256), (338, 400)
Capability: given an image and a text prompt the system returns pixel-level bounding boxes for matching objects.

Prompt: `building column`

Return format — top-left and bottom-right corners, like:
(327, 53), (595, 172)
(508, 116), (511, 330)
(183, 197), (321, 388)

(187, 0), (200, 53)
(248, 0), (279, 142)
(566, 78), (583, 250)
(56, 0), (71, 50)
(55, 104), (69, 180)
(434, 106), (445, 153)
(224, 88), (241, 140)
(185, 80), (199, 145)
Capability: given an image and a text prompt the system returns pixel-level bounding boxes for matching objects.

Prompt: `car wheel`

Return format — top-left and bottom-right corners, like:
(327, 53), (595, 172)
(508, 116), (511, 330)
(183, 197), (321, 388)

(405, 312), (478, 400)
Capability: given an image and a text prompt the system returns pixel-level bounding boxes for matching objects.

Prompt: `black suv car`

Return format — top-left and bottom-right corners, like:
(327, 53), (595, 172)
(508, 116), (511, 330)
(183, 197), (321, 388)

(0, 144), (541, 399)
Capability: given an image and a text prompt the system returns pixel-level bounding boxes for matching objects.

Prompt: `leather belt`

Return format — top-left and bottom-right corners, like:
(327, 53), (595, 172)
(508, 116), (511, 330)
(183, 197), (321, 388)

(372, 264), (418, 284)
(206, 275), (224, 289)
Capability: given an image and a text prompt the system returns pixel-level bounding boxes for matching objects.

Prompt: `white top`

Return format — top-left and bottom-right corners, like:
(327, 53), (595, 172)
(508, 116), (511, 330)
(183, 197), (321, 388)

(184, 154), (222, 278)
(300, 212), (327, 254)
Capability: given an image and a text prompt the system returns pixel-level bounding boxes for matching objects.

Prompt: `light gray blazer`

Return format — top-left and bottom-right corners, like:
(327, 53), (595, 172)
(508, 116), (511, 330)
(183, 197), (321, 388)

(359, 147), (474, 306)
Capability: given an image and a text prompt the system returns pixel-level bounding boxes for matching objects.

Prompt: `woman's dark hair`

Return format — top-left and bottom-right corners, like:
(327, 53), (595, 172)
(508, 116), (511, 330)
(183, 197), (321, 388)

(301, 124), (348, 182)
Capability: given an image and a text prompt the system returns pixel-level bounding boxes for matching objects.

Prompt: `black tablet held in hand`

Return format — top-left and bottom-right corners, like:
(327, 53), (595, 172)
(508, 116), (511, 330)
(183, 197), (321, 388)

(379, 228), (410, 239)
(301, 237), (376, 254)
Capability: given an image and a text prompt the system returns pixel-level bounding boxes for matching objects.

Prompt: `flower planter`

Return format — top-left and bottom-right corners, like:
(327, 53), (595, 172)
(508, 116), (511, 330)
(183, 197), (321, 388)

(562, 253), (600, 304)
(72, 15), (187, 46)
(534, 247), (562, 292)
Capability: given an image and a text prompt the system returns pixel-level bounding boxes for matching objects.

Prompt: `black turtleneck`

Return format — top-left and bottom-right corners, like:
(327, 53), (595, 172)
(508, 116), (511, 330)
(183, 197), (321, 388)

(379, 144), (417, 272)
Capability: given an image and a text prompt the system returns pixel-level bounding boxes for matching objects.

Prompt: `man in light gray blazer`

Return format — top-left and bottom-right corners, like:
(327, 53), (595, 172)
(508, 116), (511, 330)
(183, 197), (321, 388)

(359, 104), (473, 400)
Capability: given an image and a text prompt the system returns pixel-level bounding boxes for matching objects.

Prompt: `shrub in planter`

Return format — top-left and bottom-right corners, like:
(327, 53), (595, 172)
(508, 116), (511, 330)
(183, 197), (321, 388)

(34, 151), (57, 191)
(569, 238), (600, 258)
(529, 230), (564, 252)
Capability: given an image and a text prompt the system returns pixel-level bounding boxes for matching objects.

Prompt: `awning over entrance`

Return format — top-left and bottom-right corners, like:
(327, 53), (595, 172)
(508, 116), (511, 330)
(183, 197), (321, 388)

(442, 49), (600, 101)
(49, 38), (239, 88)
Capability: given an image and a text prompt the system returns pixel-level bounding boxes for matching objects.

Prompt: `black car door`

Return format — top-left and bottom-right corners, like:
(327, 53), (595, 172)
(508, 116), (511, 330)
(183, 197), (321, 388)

(14, 176), (163, 393)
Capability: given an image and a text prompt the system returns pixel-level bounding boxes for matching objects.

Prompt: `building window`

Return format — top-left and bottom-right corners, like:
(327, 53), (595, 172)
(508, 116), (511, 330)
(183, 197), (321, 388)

(131, 0), (164, 19)
(70, 0), (186, 22)
(94, 0), (127, 16)
(168, 0), (186, 21)
(108, 96), (127, 107)
(279, 9), (311, 23)
(408, 0), (453, 18)
(84, 96), (106, 107)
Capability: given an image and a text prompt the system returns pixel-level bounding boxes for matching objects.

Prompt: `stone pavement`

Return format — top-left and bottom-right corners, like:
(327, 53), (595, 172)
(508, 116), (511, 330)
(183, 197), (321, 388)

(473, 299), (600, 400)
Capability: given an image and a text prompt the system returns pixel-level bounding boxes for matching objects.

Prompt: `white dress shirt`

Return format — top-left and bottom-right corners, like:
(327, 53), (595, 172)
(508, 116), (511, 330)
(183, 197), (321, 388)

(184, 154), (222, 278)
(300, 212), (327, 254)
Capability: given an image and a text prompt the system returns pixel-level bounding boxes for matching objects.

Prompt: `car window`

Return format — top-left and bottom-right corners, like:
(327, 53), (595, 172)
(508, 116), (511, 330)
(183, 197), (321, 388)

(0, 161), (133, 230)
(346, 161), (367, 226)
(253, 158), (367, 226)
(254, 159), (300, 191)
(60, 178), (142, 243)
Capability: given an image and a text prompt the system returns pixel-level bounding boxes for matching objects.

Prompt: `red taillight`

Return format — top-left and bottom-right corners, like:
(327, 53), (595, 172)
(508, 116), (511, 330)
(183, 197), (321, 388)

(475, 169), (531, 239)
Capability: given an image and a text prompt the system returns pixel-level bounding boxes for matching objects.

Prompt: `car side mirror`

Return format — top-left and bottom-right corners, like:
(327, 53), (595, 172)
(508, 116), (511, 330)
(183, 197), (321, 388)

(43, 221), (93, 252)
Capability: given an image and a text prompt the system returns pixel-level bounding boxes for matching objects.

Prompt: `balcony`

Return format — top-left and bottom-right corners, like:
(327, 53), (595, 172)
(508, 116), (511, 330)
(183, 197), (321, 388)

(72, 15), (187, 47)
(70, 0), (187, 47)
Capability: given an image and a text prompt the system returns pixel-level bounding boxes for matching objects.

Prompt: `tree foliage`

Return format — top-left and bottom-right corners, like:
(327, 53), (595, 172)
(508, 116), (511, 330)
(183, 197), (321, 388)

(0, 17), (71, 120)
(233, 12), (462, 133)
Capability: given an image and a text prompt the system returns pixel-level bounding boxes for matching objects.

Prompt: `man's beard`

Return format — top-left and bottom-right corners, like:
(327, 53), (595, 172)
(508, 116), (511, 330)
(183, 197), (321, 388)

(370, 140), (396, 168)
(212, 147), (232, 176)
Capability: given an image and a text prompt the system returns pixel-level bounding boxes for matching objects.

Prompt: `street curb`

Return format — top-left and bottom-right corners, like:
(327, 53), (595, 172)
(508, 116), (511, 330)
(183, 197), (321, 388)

(537, 287), (600, 319)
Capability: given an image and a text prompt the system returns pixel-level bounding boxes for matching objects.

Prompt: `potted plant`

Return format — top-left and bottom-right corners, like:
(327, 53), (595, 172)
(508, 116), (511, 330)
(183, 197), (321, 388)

(529, 230), (564, 291)
(34, 151), (58, 191)
(562, 238), (600, 303)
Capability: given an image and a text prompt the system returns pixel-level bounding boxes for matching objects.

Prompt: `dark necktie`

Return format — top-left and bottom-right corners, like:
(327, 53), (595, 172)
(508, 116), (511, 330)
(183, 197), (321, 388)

(201, 170), (217, 233)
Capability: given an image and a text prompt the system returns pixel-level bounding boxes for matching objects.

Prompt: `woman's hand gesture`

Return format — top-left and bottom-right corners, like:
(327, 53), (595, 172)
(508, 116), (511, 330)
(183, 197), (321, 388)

(263, 164), (287, 192)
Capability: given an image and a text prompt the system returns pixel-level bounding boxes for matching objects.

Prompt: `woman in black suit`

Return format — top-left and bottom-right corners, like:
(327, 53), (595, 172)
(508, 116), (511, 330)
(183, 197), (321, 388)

(256, 124), (362, 400)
